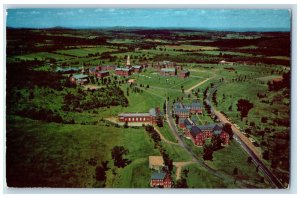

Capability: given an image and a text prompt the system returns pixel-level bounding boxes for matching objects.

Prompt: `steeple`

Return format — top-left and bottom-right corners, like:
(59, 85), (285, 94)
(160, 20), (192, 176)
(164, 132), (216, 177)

(126, 55), (131, 67)
(81, 65), (85, 73)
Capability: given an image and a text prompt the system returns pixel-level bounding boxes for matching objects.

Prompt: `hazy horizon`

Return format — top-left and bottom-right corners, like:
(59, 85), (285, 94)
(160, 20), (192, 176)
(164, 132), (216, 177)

(6, 8), (291, 31)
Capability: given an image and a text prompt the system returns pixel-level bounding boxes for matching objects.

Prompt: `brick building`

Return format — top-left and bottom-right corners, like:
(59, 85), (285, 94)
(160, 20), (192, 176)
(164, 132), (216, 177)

(96, 65), (116, 71)
(160, 68), (177, 76)
(150, 171), (172, 188)
(173, 101), (202, 118)
(118, 108), (159, 124)
(115, 68), (132, 77)
(184, 122), (229, 146)
(95, 71), (109, 78)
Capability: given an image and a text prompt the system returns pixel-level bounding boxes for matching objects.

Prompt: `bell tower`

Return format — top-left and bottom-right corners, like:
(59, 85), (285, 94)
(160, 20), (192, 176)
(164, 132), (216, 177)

(126, 55), (131, 67)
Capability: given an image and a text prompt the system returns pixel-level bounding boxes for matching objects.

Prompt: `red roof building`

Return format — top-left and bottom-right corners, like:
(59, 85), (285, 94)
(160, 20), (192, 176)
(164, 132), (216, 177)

(150, 171), (172, 188)
(95, 71), (109, 78)
(115, 68), (132, 77)
(96, 65), (116, 71)
(160, 68), (177, 76)
(118, 108), (160, 125)
(184, 122), (229, 147)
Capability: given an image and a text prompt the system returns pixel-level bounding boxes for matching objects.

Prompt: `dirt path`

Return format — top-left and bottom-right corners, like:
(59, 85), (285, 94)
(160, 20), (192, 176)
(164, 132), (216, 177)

(185, 77), (214, 93)
(173, 161), (195, 180)
(153, 126), (179, 145)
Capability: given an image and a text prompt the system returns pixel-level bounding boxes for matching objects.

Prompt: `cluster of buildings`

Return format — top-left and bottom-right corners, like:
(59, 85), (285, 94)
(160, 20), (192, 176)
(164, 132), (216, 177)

(172, 101), (229, 146)
(89, 65), (115, 79)
(173, 101), (203, 118)
(115, 56), (144, 77)
(69, 65), (115, 85)
(178, 118), (229, 146)
(149, 156), (172, 188)
(68, 55), (142, 84)
(154, 61), (190, 79)
(67, 56), (190, 85)
(118, 108), (162, 124)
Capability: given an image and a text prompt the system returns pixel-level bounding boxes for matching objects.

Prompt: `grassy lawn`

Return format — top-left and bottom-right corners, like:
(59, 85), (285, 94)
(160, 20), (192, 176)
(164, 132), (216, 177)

(110, 158), (151, 188)
(205, 140), (272, 188)
(184, 164), (227, 188)
(161, 143), (192, 162)
(199, 50), (255, 57)
(14, 52), (72, 61)
(6, 116), (159, 187)
(108, 39), (136, 44)
(56, 46), (117, 57)
(133, 71), (184, 89)
(162, 45), (219, 51)
(158, 122), (178, 143)
(120, 84), (164, 112)
(214, 75), (289, 142)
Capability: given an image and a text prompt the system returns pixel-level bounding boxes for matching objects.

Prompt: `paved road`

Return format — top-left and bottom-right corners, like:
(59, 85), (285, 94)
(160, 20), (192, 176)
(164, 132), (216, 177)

(206, 84), (284, 189)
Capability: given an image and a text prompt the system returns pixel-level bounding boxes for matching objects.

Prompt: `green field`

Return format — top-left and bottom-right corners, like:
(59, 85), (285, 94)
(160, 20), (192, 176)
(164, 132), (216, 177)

(6, 116), (159, 187)
(159, 122), (178, 143)
(184, 164), (227, 188)
(14, 52), (72, 61)
(161, 143), (192, 162)
(56, 46), (117, 57)
(163, 44), (219, 51)
(205, 141), (271, 188)
(199, 50), (255, 57)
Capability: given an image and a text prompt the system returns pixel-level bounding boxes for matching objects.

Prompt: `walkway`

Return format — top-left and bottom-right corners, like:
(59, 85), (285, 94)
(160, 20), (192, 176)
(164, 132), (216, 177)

(153, 126), (179, 146)
(185, 77), (214, 93)
(173, 161), (195, 180)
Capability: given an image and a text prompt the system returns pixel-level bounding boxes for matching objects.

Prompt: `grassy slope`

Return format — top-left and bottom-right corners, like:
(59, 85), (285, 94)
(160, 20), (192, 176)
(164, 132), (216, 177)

(159, 122), (177, 143)
(6, 116), (159, 187)
(56, 46), (116, 57)
(161, 143), (192, 162)
(206, 140), (271, 188)
(14, 52), (72, 61)
(184, 164), (227, 188)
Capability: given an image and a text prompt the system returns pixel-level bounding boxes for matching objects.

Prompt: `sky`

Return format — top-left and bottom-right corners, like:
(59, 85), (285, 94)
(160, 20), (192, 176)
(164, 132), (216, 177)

(6, 8), (291, 30)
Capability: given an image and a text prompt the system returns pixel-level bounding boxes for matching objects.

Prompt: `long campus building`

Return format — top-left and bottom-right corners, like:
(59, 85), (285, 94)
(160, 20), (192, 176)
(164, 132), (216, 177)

(173, 101), (202, 118)
(118, 108), (160, 124)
